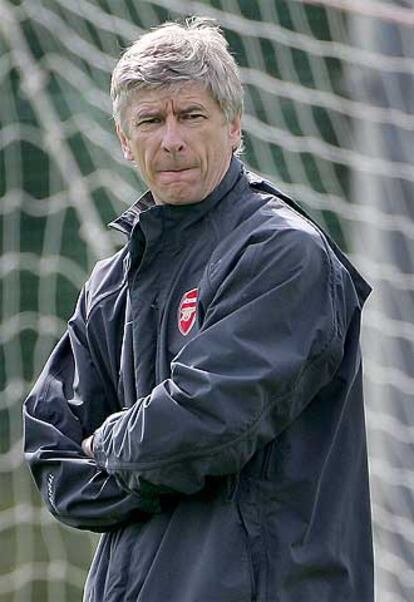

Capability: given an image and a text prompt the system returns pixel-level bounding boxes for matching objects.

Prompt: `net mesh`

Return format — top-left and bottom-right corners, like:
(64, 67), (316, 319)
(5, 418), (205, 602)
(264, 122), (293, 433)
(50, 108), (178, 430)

(0, 0), (413, 600)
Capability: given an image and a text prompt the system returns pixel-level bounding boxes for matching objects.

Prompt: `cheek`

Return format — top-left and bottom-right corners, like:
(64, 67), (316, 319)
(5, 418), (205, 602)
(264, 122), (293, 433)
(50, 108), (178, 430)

(208, 134), (232, 164)
(144, 140), (162, 168)
(135, 144), (152, 172)
(203, 132), (226, 158)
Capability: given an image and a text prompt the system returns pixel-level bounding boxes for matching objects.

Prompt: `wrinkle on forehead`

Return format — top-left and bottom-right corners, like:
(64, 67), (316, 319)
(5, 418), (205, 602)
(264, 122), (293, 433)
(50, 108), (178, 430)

(125, 81), (218, 118)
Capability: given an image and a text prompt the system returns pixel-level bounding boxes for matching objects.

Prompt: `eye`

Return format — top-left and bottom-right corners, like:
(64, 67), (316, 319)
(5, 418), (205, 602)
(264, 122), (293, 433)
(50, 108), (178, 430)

(136, 117), (161, 128)
(183, 113), (205, 121)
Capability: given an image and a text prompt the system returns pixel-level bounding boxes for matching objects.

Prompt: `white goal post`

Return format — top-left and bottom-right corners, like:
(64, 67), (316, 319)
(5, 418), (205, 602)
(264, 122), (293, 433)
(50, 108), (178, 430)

(0, 1), (413, 600)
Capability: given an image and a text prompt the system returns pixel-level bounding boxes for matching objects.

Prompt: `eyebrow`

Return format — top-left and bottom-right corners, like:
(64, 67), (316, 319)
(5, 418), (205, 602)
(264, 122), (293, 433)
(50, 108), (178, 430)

(134, 103), (208, 120)
(134, 109), (161, 120)
(178, 104), (207, 114)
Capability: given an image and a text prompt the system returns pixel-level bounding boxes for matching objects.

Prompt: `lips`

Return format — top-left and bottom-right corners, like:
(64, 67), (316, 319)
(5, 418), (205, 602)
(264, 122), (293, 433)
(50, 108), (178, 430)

(157, 167), (197, 183)
(158, 167), (195, 172)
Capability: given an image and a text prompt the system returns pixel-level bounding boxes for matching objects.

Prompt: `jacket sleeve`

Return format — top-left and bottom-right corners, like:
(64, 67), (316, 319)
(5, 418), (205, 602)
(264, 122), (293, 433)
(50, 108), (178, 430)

(92, 225), (352, 497)
(23, 285), (158, 532)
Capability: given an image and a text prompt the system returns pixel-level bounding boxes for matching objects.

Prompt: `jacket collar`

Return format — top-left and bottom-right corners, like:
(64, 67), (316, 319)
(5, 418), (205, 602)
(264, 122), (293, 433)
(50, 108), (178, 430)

(109, 159), (371, 305)
(108, 190), (154, 236)
(109, 157), (243, 237)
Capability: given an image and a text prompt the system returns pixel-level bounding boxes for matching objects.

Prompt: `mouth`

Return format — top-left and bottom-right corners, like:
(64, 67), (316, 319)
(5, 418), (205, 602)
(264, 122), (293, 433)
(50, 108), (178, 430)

(158, 167), (195, 173)
(157, 167), (197, 183)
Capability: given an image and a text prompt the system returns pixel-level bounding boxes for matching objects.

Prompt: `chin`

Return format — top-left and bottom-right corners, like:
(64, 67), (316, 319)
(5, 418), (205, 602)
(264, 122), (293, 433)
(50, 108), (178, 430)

(157, 186), (204, 206)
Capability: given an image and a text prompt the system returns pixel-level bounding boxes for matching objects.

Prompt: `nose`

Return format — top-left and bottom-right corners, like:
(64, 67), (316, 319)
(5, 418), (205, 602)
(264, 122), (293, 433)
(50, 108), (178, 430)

(161, 118), (185, 154)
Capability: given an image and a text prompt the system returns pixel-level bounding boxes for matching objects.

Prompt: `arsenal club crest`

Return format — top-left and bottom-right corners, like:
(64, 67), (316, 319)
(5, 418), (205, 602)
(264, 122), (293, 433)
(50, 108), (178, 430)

(178, 288), (198, 336)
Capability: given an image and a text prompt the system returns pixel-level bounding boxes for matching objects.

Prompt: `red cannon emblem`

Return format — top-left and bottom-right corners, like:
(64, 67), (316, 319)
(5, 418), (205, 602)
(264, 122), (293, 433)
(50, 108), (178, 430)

(178, 288), (198, 336)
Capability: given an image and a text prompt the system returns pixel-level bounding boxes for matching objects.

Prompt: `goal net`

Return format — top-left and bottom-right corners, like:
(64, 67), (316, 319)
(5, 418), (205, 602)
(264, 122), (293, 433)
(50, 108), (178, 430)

(0, 0), (413, 600)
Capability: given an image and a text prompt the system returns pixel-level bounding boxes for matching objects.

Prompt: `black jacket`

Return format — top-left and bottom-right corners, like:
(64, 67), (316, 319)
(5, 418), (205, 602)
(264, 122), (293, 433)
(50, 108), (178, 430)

(24, 159), (374, 601)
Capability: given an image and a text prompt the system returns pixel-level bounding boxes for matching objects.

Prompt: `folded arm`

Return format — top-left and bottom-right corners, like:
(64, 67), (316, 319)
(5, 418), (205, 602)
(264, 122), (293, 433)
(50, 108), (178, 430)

(24, 286), (158, 532)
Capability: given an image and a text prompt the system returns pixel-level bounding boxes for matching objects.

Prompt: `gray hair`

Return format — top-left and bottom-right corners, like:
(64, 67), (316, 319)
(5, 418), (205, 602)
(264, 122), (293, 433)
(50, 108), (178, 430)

(111, 17), (244, 134)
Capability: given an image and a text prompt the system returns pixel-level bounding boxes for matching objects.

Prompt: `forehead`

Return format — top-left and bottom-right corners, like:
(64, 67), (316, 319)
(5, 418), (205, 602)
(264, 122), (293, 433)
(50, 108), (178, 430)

(125, 81), (220, 114)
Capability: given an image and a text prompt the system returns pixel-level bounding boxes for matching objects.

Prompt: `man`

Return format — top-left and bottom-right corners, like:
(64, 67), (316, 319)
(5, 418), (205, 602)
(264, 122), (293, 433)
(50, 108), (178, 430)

(24, 17), (374, 601)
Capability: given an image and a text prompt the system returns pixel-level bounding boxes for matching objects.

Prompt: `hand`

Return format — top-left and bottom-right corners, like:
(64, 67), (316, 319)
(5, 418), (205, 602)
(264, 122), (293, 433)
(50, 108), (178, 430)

(81, 435), (95, 459)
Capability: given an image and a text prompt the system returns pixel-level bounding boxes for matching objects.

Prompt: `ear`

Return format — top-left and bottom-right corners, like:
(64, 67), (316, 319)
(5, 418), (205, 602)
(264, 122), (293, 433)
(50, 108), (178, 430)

(116, 124), (134, 161)
(228, 114), (242, 151)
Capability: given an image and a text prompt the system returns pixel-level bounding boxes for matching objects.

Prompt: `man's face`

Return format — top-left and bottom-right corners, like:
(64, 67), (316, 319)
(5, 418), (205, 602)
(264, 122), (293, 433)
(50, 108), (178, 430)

(117, 82), (241, 205)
